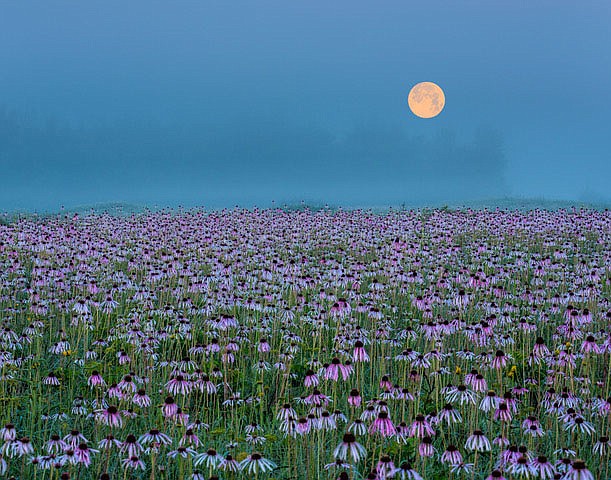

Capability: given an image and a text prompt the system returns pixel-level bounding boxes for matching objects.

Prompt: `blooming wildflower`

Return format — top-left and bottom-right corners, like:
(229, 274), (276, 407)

(392, 461), (424, 480)
(530, 455), (556, 479)
(219, 454), (240, 472)
(348, 419), (367, 436)
(369, 411), (396, 437)
(75, 443), (99, 467)
(491, 350), (509, 369)
(120, 434), (143, 457)
(440, 445), (463, 465)
(486, 471), (507, 480)
(46, 434), (68, 454)
(121, 455), (146, 470)
(376, 454), (395, 479)
(506, 456), (534, 477)
(98, 435), (121, 450)
(179, 428), (201, 447)
(480, 390), (500, 412)
(563, 459), (595, 480)
(277, 403), (297, 422)
(494, 403), (513, 422)
(96, 405), (123, 427)
(593, 436), (609, 456)
(465, 430), (491, 452)
(0, 424), (16, 442)
(408, 414), (435, 438)
(64, 430), (88, 449)
(334, 433), (366, 463)
(564, 415), (596, 435)
(166, 375), (193, 395)
(43, 372), (60, 385)
(438, 403), (462, 424)
(167, 446), (197, 458)
(418, 436), (435, 457)
(239, 452), (277, 474)
(324, 458), (352, 471)
(450, 462), (475, 475)
(162, 396), (179, 417)
(353, 340), (370, 362)
(132, 389), (151, 407)
(87, 370), (106, 387)
(304, 370), (319, 387)
(139, 429), (172, 446)
(11, 437), (34, 457)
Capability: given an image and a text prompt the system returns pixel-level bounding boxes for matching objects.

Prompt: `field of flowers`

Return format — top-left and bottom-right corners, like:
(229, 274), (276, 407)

(0, 207), (610, 480)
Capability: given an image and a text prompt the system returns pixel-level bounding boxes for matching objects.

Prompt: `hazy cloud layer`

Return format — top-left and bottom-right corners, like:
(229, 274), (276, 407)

(0, 1), (609, 210)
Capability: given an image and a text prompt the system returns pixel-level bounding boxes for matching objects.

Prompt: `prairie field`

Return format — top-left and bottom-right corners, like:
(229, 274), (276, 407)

(0, 208), (609, 479)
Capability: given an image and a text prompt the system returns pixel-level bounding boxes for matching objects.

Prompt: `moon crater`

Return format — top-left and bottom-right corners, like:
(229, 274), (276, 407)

(408, 82), (445, 119)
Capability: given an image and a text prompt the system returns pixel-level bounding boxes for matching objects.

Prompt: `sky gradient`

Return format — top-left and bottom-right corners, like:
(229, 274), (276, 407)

(1, 1), (609, 211)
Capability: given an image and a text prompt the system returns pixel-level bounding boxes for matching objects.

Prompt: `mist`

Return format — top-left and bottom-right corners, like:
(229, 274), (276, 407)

(1, 1), (609, 211)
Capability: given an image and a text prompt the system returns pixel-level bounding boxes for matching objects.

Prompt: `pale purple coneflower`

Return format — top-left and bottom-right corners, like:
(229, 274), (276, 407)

(440, 445), (462, 465)
(368, 411), (396, 437)
(139, 429), (172, 446)
(333, 433), (366, 463)
(121, 455), (146, 470)
(465, 430), (491, 452)
(238, 452), (277, 474)
(120, 434), (143, 457)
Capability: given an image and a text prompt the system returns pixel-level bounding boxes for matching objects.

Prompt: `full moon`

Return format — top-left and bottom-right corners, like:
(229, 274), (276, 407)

(408, 81), (445, 119)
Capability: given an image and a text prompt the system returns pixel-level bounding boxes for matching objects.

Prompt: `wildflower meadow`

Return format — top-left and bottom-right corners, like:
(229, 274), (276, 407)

(0, 207), (609, 480)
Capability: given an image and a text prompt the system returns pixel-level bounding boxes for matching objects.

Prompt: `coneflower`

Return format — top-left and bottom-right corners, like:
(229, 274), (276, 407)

(139, 429), (172, 446)
(407, 414), (435, 438)
(391, 461), (423, 480)
(238, 452), (277, 474)
(418, 436), (435, 457)
(121, 455), (146, 470)
(563, 459), (595, 480)
(162, 396), (179, 417)
(75, 443), (99, 467)
(219, 453), (240, 472)
(64, 430), (88, 449)
(304, 370), (319, 387)
(87, 370), (105, 387)
(120, 434), (143, 457)
(276, 403), (296, 422)
(491, 350), (509, 370)
(485, 471), (507, 480)
(46, 434), (68, 454)
(494, 403), (512, 422)
(465, 430), (491, 452)
(348, 419), (367, 436)
(43, 372), (60, 386)
(96, 405), (122, 427)
(10, 437), (33, 457)
(593, 436), (609, 456)
(369, 411), (396, 437)
(167, 446), (197, 458)
(0, 424), (16, 443)
(506, 456), (532, 477)
(333, 433), (366, 463)
(98, 435), (121, 450)
(440, 445), (463, 465)
(376, 454), (395, 478)
(352, 341), (370, 362)
(323, 458), (352, 471)
(530, 455), (555, 479)
(132, 389), (151, 407)
(165, 374), (193, 395)
(438, 403), (462, 424)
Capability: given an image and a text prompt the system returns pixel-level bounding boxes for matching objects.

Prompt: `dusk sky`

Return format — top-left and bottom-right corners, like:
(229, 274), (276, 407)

(1, 1), (609, 211)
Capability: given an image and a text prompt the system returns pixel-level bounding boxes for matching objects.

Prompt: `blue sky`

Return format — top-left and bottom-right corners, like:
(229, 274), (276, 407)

(1, 1), (609, 210)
